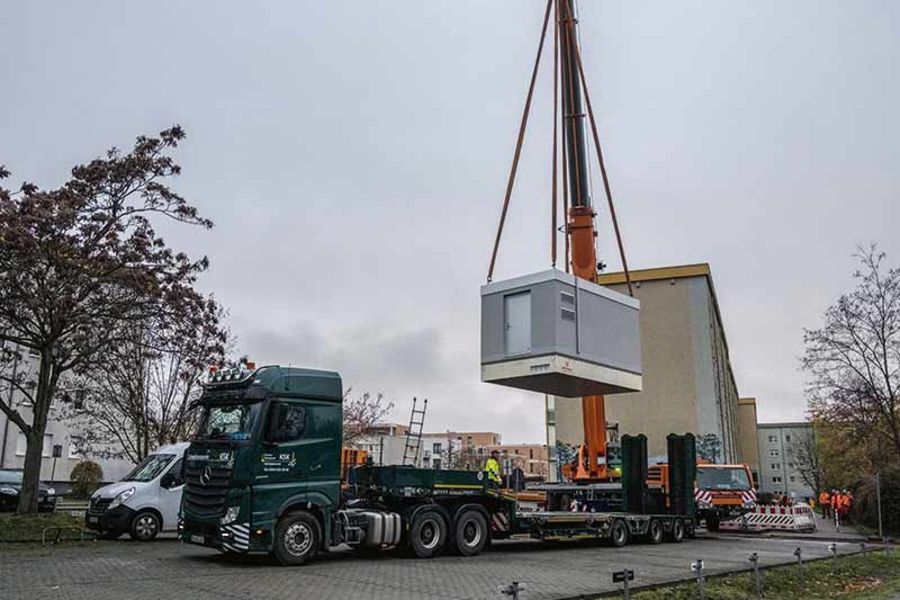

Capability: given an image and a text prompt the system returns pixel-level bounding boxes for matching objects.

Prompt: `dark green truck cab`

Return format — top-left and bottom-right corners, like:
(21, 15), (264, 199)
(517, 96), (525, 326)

(180, 366), (344, 560)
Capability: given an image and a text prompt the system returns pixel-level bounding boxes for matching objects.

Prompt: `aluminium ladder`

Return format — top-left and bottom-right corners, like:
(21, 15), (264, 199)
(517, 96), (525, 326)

(402, 398), (428, 466)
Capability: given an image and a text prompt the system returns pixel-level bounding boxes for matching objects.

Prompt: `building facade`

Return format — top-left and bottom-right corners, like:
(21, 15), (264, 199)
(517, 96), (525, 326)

(756, 422), (815, 499)
(0, 348), (133, 490)
(737, 398), (761, 481)
(547, 264), (745, 477)
(488, 443), (549, 479)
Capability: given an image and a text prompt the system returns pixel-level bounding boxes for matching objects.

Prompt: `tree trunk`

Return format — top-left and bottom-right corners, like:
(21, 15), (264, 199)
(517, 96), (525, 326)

(17, 350), (58, 515)
(17, 427), (45, 514)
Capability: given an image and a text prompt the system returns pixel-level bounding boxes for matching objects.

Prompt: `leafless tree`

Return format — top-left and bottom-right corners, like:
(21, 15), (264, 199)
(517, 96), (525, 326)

(792, 426), (824, 497)
(63, 312), (228, 463)
(0, 127), (220, 513)
(802, 245), (900, 466)
(342, 389), (394, 448)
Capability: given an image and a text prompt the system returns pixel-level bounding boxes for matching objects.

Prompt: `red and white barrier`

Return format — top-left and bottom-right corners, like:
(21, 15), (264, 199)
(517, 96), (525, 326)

(719, 503), (817, 533)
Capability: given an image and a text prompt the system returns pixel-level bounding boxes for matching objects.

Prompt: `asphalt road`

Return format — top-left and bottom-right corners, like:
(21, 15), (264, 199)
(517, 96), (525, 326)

(0, 534), (865, 600)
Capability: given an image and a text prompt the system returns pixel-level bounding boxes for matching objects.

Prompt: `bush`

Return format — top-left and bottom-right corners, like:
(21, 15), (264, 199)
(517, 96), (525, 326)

(69, 461), (103, 499)
(853, 467), (900, 536)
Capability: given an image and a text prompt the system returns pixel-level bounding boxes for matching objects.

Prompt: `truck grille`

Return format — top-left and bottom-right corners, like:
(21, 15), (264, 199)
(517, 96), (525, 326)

(89, 497), (112, 516)
(184, 463), (233, 518)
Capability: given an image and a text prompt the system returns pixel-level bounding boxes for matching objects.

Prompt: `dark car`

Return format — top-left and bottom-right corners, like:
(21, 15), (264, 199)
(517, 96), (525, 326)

(0, 469), (58, 512)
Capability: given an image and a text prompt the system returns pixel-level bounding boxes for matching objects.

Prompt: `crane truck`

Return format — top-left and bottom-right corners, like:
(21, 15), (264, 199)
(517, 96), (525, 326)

(179, 365), (697, 565)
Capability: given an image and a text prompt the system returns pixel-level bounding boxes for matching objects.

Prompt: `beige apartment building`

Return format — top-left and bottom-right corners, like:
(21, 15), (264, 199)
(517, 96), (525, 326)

(548, 264), (746, 477)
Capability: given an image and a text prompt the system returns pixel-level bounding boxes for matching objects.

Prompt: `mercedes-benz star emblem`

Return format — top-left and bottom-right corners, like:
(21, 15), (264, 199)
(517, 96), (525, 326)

(200, 465), (212, 486)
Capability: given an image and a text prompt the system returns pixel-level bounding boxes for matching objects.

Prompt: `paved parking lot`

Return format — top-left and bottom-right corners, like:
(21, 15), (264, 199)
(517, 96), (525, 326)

(1, 534), (865, 600)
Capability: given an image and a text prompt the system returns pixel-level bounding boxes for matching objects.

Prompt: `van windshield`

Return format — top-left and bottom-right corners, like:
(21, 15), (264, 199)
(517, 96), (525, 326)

(197, 402), (262, 441)
(697, 467), (751, 491)
(124, 454), (174, 482)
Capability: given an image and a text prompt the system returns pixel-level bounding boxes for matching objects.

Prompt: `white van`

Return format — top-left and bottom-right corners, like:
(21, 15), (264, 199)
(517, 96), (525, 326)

(85, 442), (188, 541)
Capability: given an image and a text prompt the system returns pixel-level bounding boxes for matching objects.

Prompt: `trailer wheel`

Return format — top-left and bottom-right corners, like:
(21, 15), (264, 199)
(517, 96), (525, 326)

(455, 510), (488, 556)
(667, 518), (685, 543)
(273, 511), (320, 566)
(410, 510), (447, 559)
(610, 519), (629, 548)
(646, 519), (664, 544)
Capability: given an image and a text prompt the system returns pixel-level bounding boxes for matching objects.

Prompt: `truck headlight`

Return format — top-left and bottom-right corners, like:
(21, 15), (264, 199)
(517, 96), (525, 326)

(46, 487), (56, 496)
(109, 487), (135, 509)
(220, 506), (240, 525)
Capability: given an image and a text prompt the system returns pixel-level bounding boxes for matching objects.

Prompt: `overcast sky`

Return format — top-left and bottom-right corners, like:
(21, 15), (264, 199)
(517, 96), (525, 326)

(2, 1), (897, 442)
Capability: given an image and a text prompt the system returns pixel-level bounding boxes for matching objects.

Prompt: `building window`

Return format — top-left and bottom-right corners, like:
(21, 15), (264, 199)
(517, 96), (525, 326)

(767, 435), (778, 444)
(15, 433), (26, 456)
(788, 462), (795, 469)
(785, 434), (792, 443)
(15, 433), (53, 457)
(789, 476), (796, 483)
(771, 463), (781, 470)
(433, 443), (441, 455)
(69, 436), (83, 459)
(768, 449), (780, 457)
(432, 458), (441, 470)
(772, 476), (782, 483)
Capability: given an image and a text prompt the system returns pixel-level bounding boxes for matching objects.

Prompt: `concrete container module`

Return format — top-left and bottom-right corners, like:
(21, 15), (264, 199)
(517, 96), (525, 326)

(480, 269), (642, 397)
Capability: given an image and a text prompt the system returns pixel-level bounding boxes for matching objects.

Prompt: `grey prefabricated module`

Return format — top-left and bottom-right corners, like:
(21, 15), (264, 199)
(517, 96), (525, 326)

(481, 269), (642, 397)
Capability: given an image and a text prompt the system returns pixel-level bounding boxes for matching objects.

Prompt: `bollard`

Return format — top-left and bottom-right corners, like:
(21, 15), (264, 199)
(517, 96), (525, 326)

(885, 538), (893, 556)
(829, 543), (838, 559)
(748, 552), (763, 598)
(860, 542), (866, 553)
(612, 569), (634, 600)
(691, 559), (706, 600)
(500, 581), (526, 600)
(794, 547), (804, 585)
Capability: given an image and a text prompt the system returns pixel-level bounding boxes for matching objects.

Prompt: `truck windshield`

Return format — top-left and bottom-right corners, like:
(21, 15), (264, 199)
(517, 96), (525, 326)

(697, 467), (751, 491)
(124, 454), (174, 482)
(197, 402), (262, 441)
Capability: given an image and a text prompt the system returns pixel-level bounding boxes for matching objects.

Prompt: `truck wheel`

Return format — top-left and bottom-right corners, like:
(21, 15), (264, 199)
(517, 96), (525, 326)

(668, 519), (685, 543)
(273, 512), (320, 566)
(646, 519), (664, 544)
(706, 516), (720, 532)
(410, 510), (447, 559)
(455, 511), (488, 556)
(129, 511), (160, 541)
(610, 519), (629, 548)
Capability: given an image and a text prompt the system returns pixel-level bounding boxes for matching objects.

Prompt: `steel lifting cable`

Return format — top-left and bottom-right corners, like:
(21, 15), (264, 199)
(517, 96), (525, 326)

(551, 0), (560, 268)
(559, 0), (634, 297)
(487, 0), (554, 283)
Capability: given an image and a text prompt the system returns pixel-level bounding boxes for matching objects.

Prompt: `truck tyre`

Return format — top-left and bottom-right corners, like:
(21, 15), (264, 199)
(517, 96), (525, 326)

(610, 519), (629, 548)
(454, 510), (488, 556)
(706, 515), (720, 532)
(129, 510), (160, 541)
(273, 511), (320, 566)
(646, 519), (664, 544)
(409, 510), (447, 559)
(668, 519), (685, 543)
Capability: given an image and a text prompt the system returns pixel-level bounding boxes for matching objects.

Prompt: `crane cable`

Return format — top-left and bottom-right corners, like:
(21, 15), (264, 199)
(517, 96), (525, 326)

(487, 0), (554, 283)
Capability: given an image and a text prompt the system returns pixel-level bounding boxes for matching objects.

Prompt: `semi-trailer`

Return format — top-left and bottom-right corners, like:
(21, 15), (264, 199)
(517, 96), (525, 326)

(178, 365), (697, 565)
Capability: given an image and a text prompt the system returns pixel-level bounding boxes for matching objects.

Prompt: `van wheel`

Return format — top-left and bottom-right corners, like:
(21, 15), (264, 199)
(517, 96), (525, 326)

(668, 519), (685, 543)
(410, 510), (447, 558)
(610, 519), (629, 548)
(646, 519), (664, 544)
(130, 511), (160, 541)
(455, 511), (488, 556)
(273, 512), (320, 566)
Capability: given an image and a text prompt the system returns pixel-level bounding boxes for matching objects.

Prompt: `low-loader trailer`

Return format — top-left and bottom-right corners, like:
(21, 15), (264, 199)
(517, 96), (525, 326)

(179, 366), (697, 565)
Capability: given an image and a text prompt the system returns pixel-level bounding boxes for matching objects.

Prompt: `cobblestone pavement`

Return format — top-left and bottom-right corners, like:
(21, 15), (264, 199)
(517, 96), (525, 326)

(1, 535), (865, 600)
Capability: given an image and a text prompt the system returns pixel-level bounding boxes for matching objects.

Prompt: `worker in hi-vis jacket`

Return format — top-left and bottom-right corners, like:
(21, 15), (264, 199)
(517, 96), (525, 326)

(485, 450), (502, 486)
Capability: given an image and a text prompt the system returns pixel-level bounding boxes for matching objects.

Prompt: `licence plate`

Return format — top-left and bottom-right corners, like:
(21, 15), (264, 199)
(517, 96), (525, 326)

(88, 516), (98, 524)
(190, 534), (205, 544)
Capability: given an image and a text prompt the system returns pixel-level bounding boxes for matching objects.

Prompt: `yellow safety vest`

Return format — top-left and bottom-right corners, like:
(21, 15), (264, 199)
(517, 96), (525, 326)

(485, 458), (502, 484)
